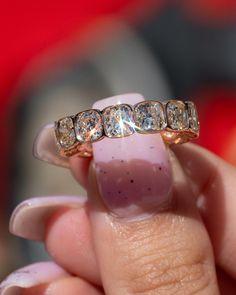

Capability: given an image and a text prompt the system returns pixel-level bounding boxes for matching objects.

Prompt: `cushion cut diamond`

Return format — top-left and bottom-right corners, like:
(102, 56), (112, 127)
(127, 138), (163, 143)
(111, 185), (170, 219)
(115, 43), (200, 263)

(57, 117), (76, 148)
(74, 110), (103, 143)
(134, 101), (167, 132)
(186, 101), (199, 132)
(103, 104), (135, 138)
(166, 101), (189, 130)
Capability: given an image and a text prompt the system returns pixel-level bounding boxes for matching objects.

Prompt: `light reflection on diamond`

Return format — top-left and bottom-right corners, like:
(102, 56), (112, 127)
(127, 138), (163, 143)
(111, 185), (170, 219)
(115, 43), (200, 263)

(103, 104), (135, 138)
(134, 101), (167, 132)
(74, 110), (103, 143)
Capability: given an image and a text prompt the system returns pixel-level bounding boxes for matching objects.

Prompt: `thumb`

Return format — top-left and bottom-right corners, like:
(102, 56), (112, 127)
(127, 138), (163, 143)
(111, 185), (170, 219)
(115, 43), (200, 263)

(87, 94), (219, 294)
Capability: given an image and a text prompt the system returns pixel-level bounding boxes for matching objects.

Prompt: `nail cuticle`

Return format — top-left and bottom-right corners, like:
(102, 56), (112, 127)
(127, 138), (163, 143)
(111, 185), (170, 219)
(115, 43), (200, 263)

(102, 194), (173, 223)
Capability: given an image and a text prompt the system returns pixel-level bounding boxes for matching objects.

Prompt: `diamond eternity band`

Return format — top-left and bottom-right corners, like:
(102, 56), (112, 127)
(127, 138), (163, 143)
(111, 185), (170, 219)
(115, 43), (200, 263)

(54, 99), (199, 157)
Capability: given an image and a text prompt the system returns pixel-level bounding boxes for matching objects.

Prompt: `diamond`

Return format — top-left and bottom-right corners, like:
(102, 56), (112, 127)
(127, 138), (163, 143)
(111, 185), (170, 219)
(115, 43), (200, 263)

(102, 104), (135, 138)
(74, 110), (103, 142)
(56, 117), (76, 148)
(186, 101), (199, 132)
(166, 100), (189, 130)
(134, 101), (167, 132)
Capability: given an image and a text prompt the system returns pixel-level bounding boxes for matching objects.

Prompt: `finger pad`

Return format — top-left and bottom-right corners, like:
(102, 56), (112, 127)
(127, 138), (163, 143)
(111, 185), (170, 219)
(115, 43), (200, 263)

(45, 207), (100, 285)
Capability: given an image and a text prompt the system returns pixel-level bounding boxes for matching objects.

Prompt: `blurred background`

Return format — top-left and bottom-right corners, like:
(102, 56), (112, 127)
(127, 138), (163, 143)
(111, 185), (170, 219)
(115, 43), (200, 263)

(0, 0), (235, 278)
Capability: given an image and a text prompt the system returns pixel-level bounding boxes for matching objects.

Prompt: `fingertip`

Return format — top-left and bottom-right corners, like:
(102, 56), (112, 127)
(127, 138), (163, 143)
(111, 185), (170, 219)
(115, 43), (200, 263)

(44, 207), (100, 285)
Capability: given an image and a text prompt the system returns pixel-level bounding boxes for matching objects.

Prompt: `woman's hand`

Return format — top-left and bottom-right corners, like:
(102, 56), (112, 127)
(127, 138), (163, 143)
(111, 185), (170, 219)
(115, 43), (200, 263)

(1, 95), (236, 295)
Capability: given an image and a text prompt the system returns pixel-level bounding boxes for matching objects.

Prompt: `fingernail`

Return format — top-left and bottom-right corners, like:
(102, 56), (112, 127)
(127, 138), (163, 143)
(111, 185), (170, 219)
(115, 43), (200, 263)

(92, 93), (173, 218)
(33, 124), (69, 168)
(0, 262), (68, 295)
(10, 196), (87, 240)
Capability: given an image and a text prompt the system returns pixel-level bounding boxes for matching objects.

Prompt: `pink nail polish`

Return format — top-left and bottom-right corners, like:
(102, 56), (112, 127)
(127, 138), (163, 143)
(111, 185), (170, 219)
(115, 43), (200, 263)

(92, 94), (173, 218)
(33, 124), (70, 168)
(0, 262), (68, 295)
(10, 196), (87, 240)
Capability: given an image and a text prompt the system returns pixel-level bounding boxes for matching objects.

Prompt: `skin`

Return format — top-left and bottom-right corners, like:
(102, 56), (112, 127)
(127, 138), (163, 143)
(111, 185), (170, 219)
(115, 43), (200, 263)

(2, 143), (236, 294)
(19, 144), (236, 294)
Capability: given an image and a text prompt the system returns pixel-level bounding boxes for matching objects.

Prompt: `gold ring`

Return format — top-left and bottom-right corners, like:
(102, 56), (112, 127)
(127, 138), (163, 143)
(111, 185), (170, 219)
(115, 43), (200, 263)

(54, 99), (199, 157)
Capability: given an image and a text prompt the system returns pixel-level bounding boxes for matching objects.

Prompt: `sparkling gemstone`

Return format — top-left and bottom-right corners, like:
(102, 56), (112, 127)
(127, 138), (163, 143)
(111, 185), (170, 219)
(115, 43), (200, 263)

(74, 110), (103, 142)
(102, 104), (135, 138)
(134, 101), (167, 132)
(186, 101), (199, 132)
(57, 117), (76, 148)
(166, 100), (189, 130)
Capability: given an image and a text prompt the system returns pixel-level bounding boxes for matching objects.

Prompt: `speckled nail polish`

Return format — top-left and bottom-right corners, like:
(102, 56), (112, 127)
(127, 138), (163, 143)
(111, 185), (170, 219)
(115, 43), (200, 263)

(92, 93), (173, 218)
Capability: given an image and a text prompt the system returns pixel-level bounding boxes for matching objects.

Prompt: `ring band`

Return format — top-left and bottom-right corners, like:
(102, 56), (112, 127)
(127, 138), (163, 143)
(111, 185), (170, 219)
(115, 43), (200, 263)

(54, 99), (199, 157)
